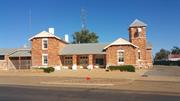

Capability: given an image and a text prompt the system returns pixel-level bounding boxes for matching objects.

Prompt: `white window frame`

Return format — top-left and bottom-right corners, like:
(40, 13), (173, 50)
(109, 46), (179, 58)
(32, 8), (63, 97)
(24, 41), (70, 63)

(42, 54), (48, 66)
(42, 38), (48, 50)
(117, 50), (125, 65)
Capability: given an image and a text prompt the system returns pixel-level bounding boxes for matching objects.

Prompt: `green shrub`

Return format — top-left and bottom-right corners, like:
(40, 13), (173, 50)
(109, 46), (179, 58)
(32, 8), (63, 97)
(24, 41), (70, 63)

(42, 67), (55, 73)
(108, 65), (135, 72)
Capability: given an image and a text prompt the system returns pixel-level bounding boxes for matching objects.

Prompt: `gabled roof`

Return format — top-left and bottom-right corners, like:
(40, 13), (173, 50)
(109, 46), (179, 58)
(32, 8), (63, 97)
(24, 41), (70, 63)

(104, 38), (138, 49)
(29, 31), (64, 41)
(60, 43), (108, 55)
(129, 19), (147, 27)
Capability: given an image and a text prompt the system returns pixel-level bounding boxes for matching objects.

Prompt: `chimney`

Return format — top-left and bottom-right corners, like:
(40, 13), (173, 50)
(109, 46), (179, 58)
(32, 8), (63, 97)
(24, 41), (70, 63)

(64, 34), (69, 42)
(48, 28), (54, 34)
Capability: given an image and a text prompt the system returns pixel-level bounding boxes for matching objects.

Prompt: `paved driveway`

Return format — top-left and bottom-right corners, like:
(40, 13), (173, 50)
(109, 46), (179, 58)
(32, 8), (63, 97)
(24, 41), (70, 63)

(144, 65), (180, 77)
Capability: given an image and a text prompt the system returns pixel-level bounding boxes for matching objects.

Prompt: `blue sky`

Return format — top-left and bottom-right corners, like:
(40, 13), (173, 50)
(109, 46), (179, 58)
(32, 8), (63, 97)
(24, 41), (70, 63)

(0, 0), (179, 55)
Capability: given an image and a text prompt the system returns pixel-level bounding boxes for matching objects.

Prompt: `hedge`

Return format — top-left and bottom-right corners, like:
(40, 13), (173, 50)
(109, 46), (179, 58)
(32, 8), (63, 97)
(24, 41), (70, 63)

(108, 65), (135, 72)
(153, 60), (180, 66)
(39, 67), (55, 73)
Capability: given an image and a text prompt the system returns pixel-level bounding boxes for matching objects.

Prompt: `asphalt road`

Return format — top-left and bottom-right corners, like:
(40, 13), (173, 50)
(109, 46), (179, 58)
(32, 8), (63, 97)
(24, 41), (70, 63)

(0, 85), (180, 101)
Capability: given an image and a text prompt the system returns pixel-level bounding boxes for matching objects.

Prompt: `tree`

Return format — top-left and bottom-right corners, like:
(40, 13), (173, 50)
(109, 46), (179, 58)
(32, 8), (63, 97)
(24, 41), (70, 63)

(171, 46), (180, 54)
(72, 29), (99, 43)
(154, 48), (170, 60)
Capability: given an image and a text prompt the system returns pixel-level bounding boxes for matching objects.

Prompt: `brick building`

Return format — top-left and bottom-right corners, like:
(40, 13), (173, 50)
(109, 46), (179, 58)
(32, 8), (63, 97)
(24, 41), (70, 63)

(0, 19), (152, 70)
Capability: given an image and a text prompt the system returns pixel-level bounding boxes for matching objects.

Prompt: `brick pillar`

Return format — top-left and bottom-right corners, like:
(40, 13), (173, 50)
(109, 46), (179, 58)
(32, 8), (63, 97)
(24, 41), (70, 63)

(88, 55), (93, 65)
(72, 55), (77, 65)
(72, 55), (77, 70)
(88, 54), (93, 69)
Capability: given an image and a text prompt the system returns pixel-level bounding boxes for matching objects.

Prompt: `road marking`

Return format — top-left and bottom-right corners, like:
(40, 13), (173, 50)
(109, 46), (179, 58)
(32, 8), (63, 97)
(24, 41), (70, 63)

(40, 82), (114, 86)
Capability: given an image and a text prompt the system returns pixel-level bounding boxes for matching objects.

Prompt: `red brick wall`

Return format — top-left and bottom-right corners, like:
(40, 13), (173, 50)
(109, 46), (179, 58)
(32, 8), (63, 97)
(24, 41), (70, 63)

(31, 38), (42, 66)
(129, 27), (147, 61)
(31, 37), (66, 67)
(105, 45), (137, 66)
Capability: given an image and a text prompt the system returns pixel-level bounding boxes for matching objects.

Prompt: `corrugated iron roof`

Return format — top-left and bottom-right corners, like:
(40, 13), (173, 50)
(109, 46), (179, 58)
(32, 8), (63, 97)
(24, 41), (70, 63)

(29, 31), (68, 44)
(0, 48), (31, 57)
(130, 19), (147, 27)
(104, 38), (138, 49)
(0, 48), (17, 55)
(29, 31), (61, 40)
(60, 43), (108, 55)
(9, 49), (31, 57)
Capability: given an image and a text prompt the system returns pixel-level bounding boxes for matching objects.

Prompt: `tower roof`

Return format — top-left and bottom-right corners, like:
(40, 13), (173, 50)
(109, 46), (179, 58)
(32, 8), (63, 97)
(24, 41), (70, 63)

(129, 19), (147, 27)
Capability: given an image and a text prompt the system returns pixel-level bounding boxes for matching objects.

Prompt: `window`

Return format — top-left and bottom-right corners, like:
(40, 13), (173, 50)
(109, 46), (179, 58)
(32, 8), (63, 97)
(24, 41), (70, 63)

(0, 55), (5, 60)
(79, 56), (88, 65)
(95, 58), (104, 65)
(64, 56), (72, 65)
(42, 54), (48, 65)
(117, 50), (124, 64)
(42, 38), (48, 50)
(135, 28), (141, 38)
(138, 50), (141, 60)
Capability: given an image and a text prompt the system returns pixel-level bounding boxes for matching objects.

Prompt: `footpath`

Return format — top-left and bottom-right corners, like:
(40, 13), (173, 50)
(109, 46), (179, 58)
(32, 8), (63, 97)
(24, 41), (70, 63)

(0, 69), (180, 96)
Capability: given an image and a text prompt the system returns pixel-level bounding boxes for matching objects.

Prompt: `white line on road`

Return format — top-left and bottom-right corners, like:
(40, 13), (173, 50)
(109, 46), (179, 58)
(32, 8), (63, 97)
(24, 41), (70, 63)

(40, 82), (114, 86)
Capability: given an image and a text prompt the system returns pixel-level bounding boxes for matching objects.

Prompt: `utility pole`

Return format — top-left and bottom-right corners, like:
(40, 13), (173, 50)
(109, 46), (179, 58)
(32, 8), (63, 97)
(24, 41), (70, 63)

(81, 8), (87, 30)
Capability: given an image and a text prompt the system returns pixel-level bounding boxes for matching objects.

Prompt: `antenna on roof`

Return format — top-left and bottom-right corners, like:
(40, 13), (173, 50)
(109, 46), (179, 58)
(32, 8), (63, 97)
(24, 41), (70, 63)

(81, 8), (87, 30)
(28, 8), (32, 34)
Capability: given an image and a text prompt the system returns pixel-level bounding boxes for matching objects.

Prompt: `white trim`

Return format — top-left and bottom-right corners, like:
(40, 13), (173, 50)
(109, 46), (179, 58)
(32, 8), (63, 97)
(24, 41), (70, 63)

(42, 38), (48, 50)
(117, 49), (125, 64)
(117, 50), (125, 52)
(42, 54), (48, 66)
(118, 62), (124, 65)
